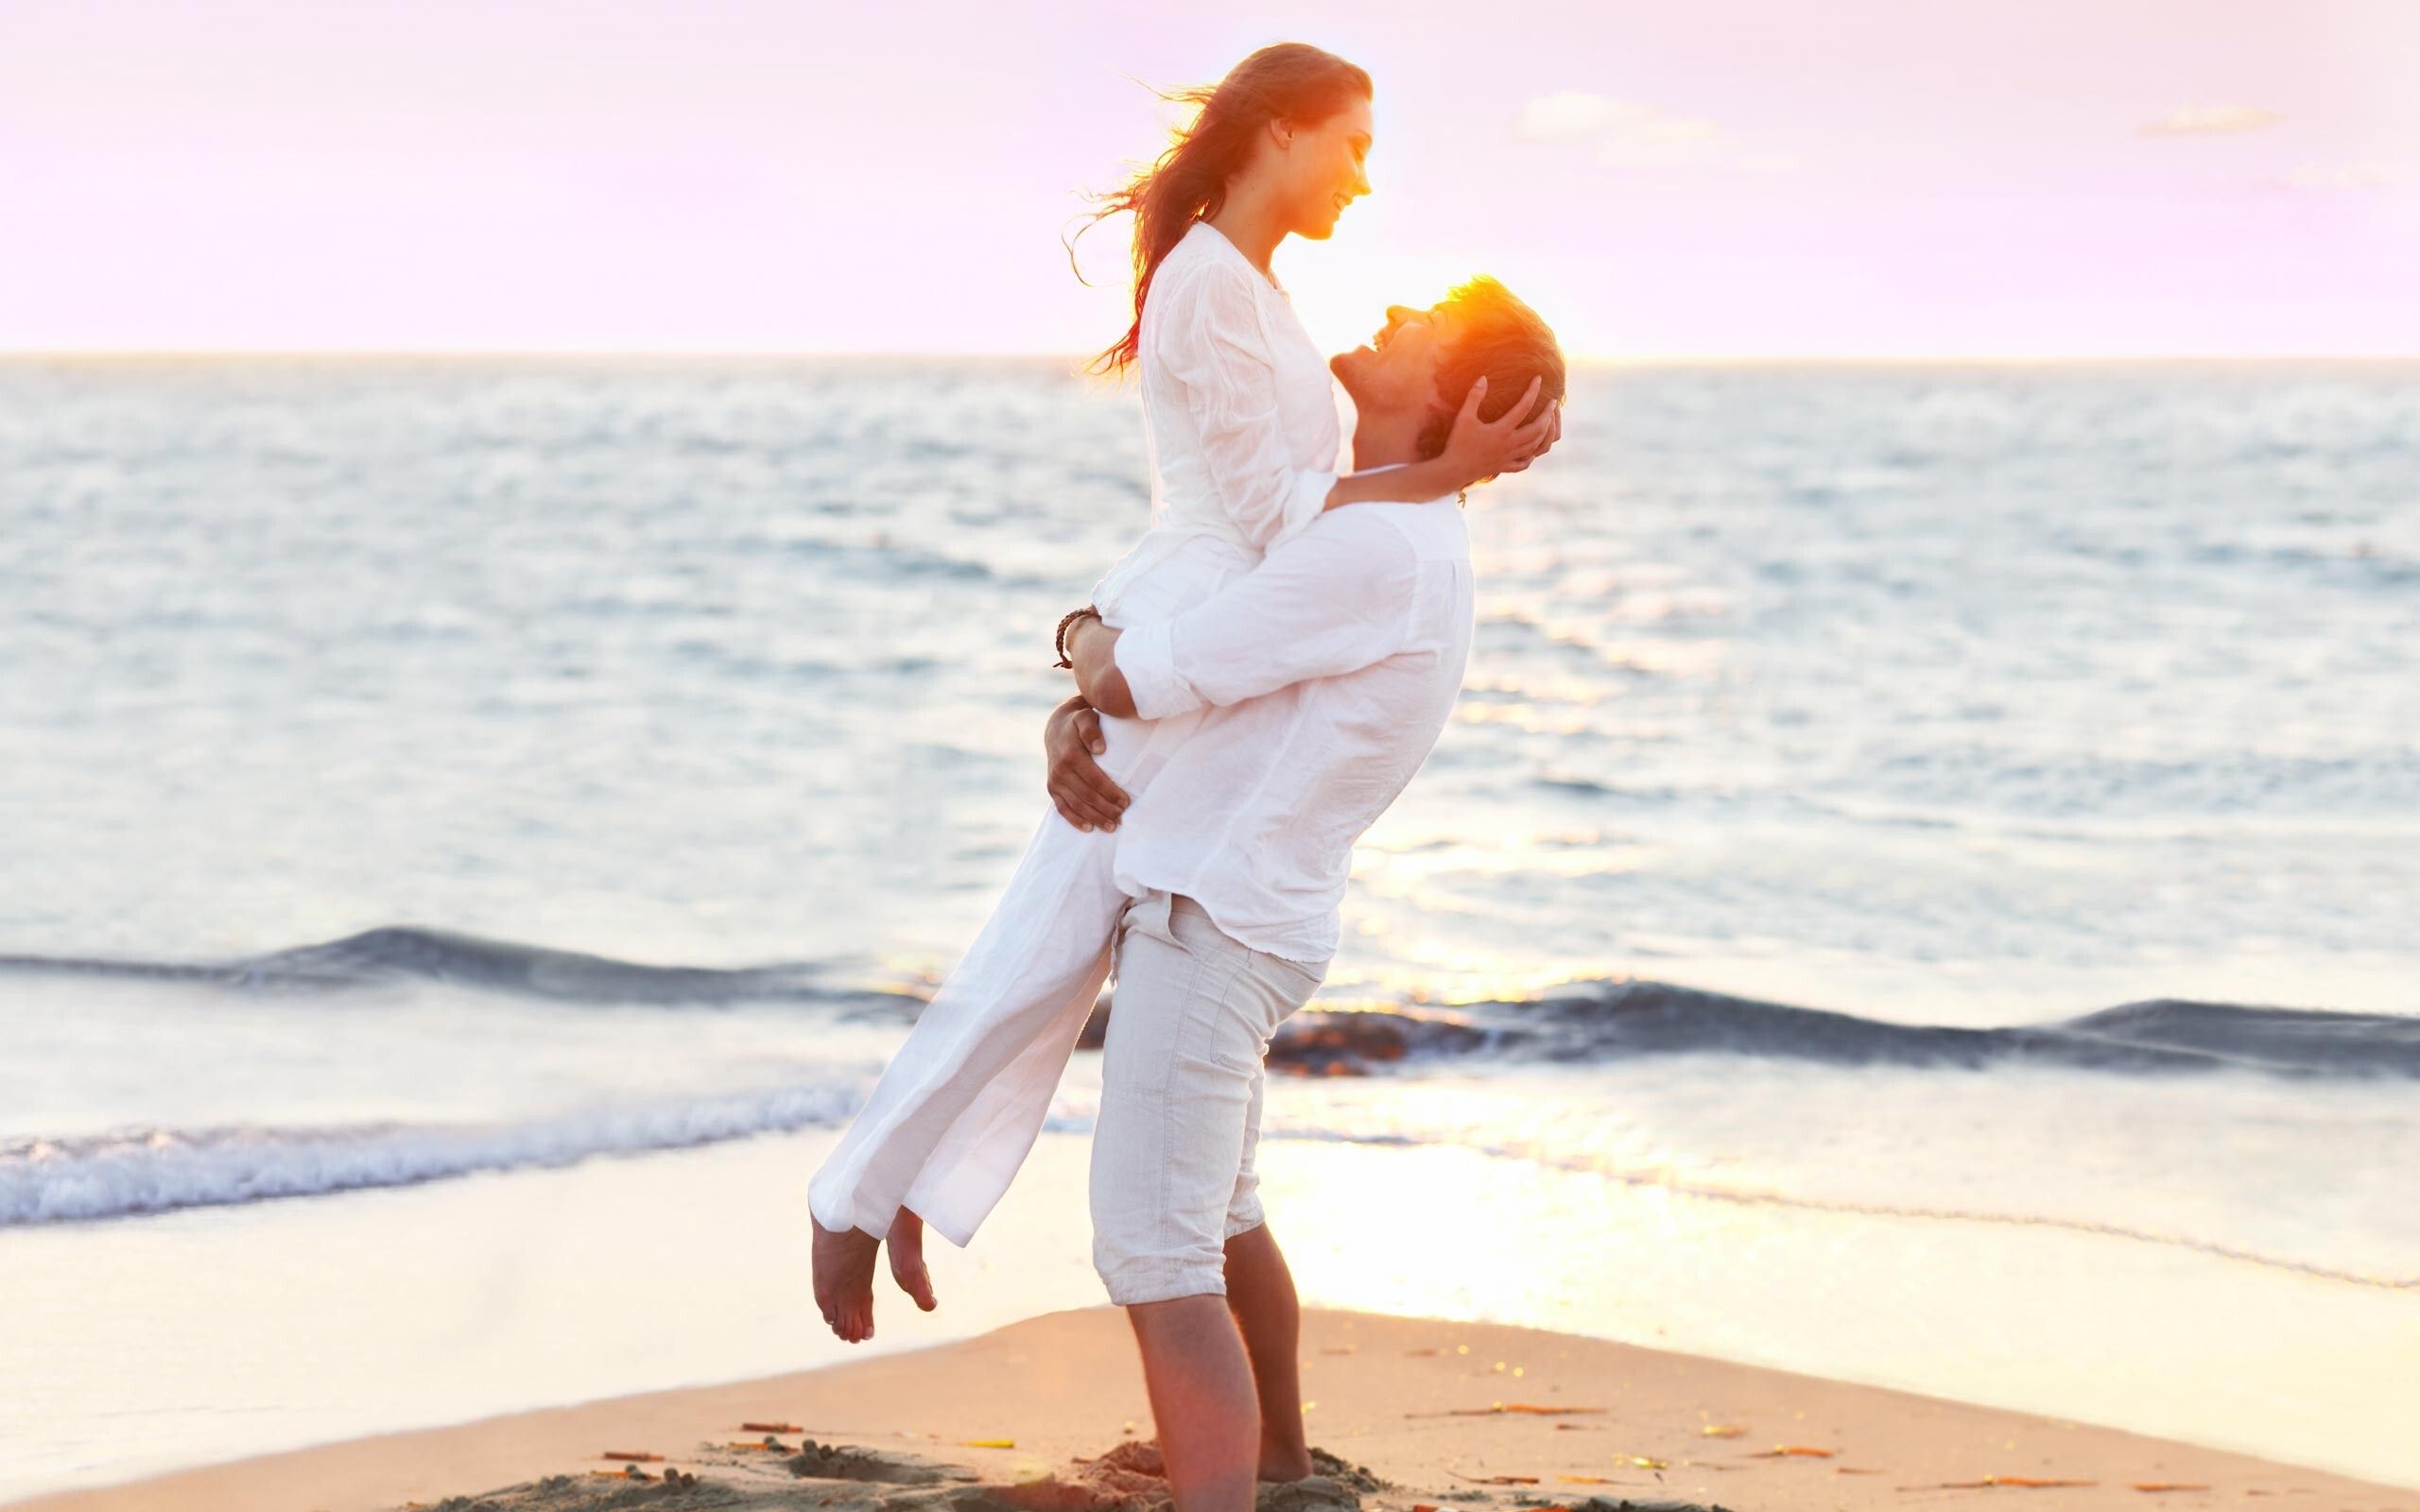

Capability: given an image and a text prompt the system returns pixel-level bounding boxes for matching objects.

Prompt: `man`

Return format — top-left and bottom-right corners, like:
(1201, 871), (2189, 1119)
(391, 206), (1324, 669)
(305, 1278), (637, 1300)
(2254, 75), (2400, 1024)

(1044, 278), (1562, 1511)
(816, 277), (1564, 1512)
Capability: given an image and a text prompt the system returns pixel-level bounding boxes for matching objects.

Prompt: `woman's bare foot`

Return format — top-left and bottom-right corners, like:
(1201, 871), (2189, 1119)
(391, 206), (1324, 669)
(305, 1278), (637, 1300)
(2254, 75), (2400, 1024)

(810, 1213), (882, 1342)
(888, 1206), (939, 1312)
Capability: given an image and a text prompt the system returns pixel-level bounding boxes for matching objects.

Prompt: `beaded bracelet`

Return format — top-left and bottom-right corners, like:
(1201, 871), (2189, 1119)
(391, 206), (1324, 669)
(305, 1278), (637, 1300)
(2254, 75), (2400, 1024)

(1053, 605), (1101, 669)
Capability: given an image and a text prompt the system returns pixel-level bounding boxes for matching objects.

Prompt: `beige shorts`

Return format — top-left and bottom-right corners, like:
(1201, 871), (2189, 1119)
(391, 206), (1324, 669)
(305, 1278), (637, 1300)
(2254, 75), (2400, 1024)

(1089, 889), (1324, 1306)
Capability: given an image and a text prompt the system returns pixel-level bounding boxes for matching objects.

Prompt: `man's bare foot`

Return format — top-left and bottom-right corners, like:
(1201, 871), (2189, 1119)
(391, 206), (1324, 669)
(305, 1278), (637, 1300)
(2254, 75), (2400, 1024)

(810, 1212), (882, 1343)
(887, 1206), (939, 1312)
(1256, 1446), (1313, 1482)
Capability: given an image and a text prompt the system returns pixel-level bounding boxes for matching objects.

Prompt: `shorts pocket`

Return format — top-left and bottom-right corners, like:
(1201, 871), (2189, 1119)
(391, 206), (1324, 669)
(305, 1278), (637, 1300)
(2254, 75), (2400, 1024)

(1169, 960), (1259, 1079)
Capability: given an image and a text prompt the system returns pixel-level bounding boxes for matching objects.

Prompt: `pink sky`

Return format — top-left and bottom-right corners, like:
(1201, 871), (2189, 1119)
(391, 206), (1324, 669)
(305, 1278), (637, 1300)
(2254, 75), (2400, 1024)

(5, 0), (2414, 357)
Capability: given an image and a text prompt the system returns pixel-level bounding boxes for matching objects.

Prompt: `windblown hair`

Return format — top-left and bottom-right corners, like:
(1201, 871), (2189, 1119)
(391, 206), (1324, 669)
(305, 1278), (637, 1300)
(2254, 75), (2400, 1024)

(1069, 43), (1373, 379)
(1413, 276), (1568, 485)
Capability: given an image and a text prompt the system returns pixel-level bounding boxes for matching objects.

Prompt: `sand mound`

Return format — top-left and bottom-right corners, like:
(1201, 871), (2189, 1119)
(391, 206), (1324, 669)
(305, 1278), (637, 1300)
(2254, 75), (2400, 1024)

(419, 1438), (1381, 1512)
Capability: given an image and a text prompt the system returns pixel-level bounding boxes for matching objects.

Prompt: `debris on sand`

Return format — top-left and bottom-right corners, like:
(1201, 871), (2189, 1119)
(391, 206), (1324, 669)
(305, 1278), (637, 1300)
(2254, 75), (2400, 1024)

(787, 1438), (968, 1485)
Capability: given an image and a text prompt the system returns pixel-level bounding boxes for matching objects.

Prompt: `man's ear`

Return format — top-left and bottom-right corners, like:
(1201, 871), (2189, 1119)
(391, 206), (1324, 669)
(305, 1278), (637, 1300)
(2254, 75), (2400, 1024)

(1414, 387), (1457, 458)
(1426, 366), (1466, 423)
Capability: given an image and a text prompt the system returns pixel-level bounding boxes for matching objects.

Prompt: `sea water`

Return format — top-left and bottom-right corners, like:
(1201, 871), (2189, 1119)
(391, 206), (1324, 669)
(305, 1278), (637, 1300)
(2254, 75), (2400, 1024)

(2, 358), (2414, 1499)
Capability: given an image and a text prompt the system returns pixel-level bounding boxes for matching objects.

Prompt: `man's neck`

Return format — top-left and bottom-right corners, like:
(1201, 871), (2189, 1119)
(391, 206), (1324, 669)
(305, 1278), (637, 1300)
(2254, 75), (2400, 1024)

(1350, 407), (1426, 472)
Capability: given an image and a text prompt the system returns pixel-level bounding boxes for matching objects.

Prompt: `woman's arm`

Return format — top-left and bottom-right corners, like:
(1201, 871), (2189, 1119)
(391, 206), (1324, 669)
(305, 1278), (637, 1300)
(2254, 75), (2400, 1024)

(1160, 264), (1562, 530)
(1321, 455), (1469, 509)
(1322, 375), (1556, 509)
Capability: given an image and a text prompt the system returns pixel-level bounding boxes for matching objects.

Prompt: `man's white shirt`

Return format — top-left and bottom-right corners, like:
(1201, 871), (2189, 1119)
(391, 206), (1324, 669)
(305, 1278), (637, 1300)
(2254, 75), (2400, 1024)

(1109, 493), (1477, 966)
(805, 489), (1474, 1246)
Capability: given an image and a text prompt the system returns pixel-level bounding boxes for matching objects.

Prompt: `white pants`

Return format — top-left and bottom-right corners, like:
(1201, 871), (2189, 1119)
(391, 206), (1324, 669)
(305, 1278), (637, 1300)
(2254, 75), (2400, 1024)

(1090, 889), (1323, 1304)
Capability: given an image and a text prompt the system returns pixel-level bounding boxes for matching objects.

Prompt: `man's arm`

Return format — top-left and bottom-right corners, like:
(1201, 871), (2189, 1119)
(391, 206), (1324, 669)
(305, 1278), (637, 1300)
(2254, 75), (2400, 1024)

(1065, 624), (1141, 719)
(1065, 510), (1423, 722)
(1041, 694), (1129, 832)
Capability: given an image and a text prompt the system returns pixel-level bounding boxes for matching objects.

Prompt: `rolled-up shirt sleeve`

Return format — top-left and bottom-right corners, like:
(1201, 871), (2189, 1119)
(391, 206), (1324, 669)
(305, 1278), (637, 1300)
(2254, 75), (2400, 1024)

(1114, 512), (1422, 720)
(1153, 262), (1338, 553)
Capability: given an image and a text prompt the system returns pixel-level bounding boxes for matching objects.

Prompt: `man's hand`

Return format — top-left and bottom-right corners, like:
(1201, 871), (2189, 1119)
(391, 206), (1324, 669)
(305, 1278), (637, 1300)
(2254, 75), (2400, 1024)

(1044, 695), (1129, 833)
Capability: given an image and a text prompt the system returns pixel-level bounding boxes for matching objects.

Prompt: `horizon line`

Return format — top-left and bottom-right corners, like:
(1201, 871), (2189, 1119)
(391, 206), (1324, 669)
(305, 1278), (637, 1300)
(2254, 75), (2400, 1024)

(7, 348), (2419, 367)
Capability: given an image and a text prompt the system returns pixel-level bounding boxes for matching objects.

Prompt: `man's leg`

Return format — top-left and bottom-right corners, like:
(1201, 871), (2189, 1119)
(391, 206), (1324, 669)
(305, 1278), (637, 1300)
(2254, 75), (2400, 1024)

(1224, 1220), (1312, 1481)
(1092, 891), (1322, 1512)
(1126, 1297), (1262, 1512)
(1220, 1034), (1312, 1479)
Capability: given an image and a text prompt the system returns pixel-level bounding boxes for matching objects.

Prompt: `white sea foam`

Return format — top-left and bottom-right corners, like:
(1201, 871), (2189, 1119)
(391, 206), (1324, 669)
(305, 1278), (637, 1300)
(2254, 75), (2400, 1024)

(0, 1078), (868, 1225)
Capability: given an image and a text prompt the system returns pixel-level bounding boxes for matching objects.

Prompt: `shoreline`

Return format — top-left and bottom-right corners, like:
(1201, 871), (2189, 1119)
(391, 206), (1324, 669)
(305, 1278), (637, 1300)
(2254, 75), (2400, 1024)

(11, 1306), (2411, 1512)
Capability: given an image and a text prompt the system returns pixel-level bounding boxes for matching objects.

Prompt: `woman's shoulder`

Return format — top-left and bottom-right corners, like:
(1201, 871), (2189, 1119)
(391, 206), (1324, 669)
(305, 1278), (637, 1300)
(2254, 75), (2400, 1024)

(1152, 226), (1259, 305)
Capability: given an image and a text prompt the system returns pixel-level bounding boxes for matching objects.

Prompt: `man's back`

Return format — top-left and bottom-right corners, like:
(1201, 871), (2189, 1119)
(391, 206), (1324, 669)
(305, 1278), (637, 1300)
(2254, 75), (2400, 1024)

(1108, 497), (1477, 966)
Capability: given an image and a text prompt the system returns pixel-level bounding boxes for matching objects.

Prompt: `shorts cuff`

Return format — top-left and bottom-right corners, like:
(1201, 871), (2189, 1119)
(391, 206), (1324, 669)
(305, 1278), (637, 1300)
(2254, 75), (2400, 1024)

(1099, 1259), (1227, 1306)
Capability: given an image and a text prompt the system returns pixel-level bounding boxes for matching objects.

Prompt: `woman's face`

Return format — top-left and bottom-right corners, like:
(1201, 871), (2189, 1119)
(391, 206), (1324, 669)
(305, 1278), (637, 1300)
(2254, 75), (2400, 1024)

(1280, 94), (1373, 240)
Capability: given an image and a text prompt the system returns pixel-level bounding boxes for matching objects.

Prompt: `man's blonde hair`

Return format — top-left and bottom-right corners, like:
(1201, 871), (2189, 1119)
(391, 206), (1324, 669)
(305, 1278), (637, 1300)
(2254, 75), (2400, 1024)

(1412, 276), (1566, 484)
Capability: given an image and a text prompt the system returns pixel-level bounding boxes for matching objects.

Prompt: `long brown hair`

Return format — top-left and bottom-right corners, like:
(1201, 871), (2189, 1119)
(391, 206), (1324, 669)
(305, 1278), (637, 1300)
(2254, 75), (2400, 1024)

(1068, 43), (1373, 379)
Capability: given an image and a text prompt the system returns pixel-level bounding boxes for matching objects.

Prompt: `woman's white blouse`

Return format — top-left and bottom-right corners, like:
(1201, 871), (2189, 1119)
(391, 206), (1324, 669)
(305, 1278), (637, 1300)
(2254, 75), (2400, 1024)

(1089, 220), (1355, 616)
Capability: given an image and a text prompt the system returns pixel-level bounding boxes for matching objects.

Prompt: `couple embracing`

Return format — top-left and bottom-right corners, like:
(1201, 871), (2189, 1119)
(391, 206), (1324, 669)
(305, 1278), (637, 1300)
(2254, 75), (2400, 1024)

(809, 42), (1567, 1512)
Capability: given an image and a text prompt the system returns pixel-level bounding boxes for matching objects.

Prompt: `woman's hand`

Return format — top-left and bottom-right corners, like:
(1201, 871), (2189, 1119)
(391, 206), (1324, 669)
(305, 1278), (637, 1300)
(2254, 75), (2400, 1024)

(1316, 383), (1559, 511)
(1044, 695), (1130, 833)
(1496, 392), (1562, 474)
(1441, 375), (1558, 488)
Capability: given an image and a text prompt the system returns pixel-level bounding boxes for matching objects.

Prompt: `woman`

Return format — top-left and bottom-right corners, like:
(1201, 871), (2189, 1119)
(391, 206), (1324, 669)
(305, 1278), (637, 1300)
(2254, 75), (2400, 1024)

(808, 43), (1554, 1346)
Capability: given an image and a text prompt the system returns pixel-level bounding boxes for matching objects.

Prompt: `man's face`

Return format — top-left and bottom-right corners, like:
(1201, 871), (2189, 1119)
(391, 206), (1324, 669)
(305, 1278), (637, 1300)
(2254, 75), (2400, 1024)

(1330, 301), (1455, 421)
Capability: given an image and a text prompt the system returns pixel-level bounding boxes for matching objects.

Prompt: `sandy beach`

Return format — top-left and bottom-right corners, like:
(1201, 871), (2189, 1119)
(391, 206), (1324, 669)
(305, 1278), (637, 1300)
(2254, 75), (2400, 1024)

(12, 1305), (2411, 1512)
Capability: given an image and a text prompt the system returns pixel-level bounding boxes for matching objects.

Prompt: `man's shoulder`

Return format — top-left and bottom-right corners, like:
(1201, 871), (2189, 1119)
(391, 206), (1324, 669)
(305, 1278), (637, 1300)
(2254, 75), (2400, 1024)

(1300, 495), (1426, 539)
(1320, 495), (1468, 560)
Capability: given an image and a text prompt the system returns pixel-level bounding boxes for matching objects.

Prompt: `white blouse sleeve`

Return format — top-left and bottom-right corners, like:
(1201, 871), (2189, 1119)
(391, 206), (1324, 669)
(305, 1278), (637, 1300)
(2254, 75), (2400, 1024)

(1151, 261), (1339, 552)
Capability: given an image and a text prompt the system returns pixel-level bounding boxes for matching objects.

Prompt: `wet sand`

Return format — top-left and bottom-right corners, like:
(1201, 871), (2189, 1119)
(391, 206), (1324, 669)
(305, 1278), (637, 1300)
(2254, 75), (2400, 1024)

(10, 1306), (2411, 1512)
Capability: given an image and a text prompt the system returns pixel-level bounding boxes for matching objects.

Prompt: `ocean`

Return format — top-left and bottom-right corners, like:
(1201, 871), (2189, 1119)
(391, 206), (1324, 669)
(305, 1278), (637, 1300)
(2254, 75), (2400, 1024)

(2, 357), (2414, 1500)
